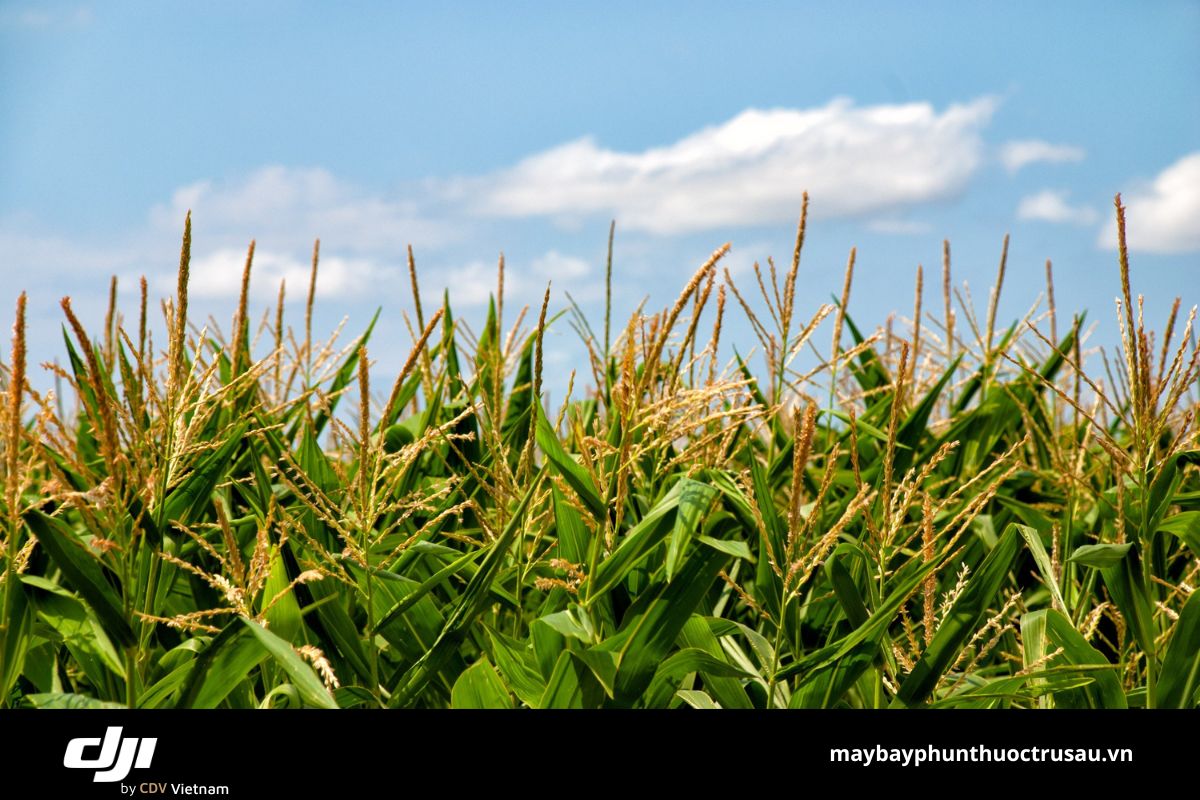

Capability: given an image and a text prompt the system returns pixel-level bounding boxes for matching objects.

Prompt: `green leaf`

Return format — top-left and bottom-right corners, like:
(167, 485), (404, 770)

(666, 479), (717, 582)
(500, 333), (536, 454)
(1158, 589), (1200, 708)
(383, 423), (415, 453)
(698, 536), (753, 562)
(1146, 451), (1200, 537)
(1099, 546), (1156, 658)
(439, 293), (463, 395)
(26, 693), (126, 709)
(588, 479), (697, 599)
(303, 569), (374, 683)
(23, 510), (135, 648)
(538, 651), (583, 708)
(241, 618), (338, 709)
(891, 354), (963, 476)
(1069, 542), (1133, 569)
(364, 569), (446, 665)
(790, 640), (877, 709)
(996, 495), (1055, 535)
(1159, 512), (1200, 559)
(820, 409), (894, 446)
(374, 548), (483, 633)
(825, 549), (869, 628)
(678, 616), (753, 709)
(574, 648), (618, 698)
(530, 618), (565, 681)
(1018, 525), (1066, 611)
(839, 312), (891, 394)
(1028, 609), (1126, 709)
(536, 406), (605, 521)
(261, 549), (302, 642)
(896, 524), (1023, 706)
(389, 469), (545, 706)
(138, 663), (194, 709)
(0, 578), (32, 698)
(676, 689), (721, 709)
(21, 575), (125, 687)
(539, 606), (597, 643)
(181, 623), (265, 709)
(552, 488), (589, 565)
(775, 556), (942, 682)
(485, 628), (546, 707)
(928, 665), (1107, 708)
(655, 647), (754, 682)
(600, 543), (729, 704)
(451, 657), (513, 709)
(475, 296), (499, 402)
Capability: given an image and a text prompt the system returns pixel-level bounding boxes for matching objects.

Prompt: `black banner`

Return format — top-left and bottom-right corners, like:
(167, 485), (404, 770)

(0, 709), (1187, 793)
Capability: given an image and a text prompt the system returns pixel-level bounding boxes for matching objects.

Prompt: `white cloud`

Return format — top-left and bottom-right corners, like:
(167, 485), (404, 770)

(455, 97), (999, 234)
(150, 166), (450, 255)
(1000, 140), (1086, 173)
(425, 251), (597, 309)
(1017, 190), (1098, 225)
(1098, 152), (1200, 254)
(0, 166), (445, 303)
(171, 247), (396, 301)
(530, 251), (589, 280)
(4, 165), (607, 308)
(425, 260), (505, 308)
(3, 96), (1050, 317)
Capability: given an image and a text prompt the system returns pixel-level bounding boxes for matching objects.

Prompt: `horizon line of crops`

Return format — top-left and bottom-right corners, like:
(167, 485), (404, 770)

(0, 193), (1197, 709)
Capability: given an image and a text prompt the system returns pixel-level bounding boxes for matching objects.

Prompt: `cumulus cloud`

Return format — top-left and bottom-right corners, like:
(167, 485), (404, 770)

(125, 166), (463, 302)
(3, 96), (1021, 313)
(5, 163), (610, 307)
(428, 250), (595, 308)
(170, 247), (397, 301)
(455, 97), (998, 234)
(530, 251), (589, 280)
(1017, 190), (1098, 225)
(1000, 140), (1086, 174)
(149, 166), (450, 255)
(169, 98), (1002, 247)
(1098, 152), (1200, 253)
(164, 246), (596, 311)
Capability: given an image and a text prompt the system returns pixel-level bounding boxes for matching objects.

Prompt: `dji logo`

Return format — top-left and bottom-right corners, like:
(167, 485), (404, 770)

(64, 727), (157, 782)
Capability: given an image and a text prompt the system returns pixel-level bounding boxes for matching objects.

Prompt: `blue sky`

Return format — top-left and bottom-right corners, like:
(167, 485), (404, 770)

(2, 1), (1198, 389)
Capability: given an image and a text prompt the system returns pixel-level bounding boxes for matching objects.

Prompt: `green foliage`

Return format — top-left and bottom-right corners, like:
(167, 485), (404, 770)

(0, 200), (1196, 709)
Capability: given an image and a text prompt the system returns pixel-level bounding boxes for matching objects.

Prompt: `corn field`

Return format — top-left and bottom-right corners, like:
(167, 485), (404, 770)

(0, 194), (1197, 709)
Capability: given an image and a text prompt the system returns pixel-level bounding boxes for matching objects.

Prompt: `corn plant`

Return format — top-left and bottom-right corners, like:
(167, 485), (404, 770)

(0, 194), (1196, 709)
